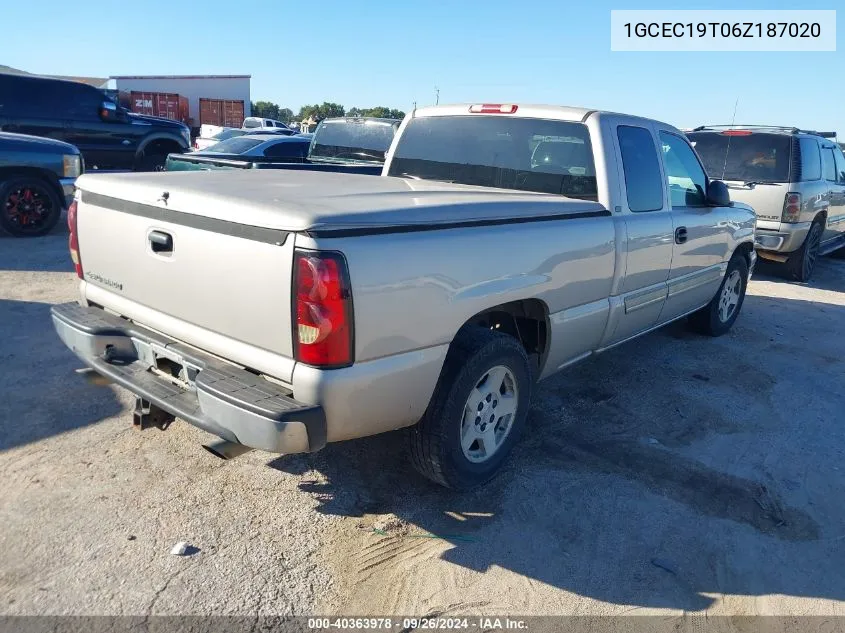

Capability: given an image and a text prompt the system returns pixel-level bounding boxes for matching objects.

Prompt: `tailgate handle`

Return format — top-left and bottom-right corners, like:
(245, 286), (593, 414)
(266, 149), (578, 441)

(149, 230), (173, 253)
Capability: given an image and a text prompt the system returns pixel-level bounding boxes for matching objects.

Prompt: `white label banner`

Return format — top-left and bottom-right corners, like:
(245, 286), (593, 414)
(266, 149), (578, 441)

(611, 10), (836, 51)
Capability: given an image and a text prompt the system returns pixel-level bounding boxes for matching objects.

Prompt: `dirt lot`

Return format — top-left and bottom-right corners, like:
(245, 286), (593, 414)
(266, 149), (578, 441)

(2, 224), (844, 621)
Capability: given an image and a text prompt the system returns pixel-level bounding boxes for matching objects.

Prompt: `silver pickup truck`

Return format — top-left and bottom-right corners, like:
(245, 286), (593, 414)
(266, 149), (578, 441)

(52, 103), (756, 489)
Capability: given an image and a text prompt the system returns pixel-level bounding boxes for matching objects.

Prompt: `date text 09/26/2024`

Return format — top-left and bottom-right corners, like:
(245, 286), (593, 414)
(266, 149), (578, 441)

(308, 617), (528, 630)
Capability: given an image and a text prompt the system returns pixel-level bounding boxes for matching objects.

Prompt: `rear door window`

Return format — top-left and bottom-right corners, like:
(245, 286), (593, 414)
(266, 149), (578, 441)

(687, 132), (791, 183)
(798, 137), (822, 181)
(659, 132), (707, 207)
(834, 147), (845, 184)
(617, 125), (664, 212)
(822, 147), (837, 182)
(8, 77), (58, 117)
(263, 141), (307, 158)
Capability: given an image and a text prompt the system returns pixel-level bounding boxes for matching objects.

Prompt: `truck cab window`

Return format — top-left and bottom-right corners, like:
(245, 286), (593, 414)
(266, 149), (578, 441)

(659, 132), (707, 207)
(617, 125), (663, 212)
(387, 116), (598, 199)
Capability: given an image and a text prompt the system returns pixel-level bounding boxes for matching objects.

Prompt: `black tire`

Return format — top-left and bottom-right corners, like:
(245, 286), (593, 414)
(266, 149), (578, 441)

(688, 255), (749, 337)
(409, 327), (532, 490)
(786, 220), (823, 282)
(0, 176), (62, 237)
(134, 151), (168, 172)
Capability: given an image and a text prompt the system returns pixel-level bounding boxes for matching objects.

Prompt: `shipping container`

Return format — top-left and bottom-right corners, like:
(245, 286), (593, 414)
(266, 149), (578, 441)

(199, 98), (245, 128)
(128, 91), (190, 124)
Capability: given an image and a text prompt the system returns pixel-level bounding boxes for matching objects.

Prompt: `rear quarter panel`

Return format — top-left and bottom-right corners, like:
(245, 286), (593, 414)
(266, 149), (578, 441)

(296, 215), (618, 369)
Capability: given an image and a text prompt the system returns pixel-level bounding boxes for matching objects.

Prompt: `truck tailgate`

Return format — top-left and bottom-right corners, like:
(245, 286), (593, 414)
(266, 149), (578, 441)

(75, 188), (296, 383)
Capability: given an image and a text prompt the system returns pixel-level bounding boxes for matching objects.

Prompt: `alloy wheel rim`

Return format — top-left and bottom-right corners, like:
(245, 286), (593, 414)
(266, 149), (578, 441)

(718, 270), (742, 323)
(4, 185), (52, 233)
(460, 365), (519, 463)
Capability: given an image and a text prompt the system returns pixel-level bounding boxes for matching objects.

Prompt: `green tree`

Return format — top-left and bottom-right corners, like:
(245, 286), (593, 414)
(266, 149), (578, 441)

(298, 102), (346, 121)
(278, 108), (294, 123)
(347, 106), (406, 120)
(251, 101), (280, 120)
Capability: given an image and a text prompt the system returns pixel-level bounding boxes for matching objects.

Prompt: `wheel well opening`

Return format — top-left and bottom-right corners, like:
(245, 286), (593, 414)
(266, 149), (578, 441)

(734, 241), (754, 268)
(141, 138), (183, 157)
(0, 167), (63, 206)
(460, 299), (549, 372)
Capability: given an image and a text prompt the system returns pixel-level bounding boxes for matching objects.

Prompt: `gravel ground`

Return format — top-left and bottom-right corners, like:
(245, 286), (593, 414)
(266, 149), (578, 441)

(1, 223), (844, 620)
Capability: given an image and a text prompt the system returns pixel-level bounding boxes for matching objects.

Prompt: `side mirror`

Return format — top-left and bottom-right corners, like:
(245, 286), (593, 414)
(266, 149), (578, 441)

(706, 180), (731, 207)
(99, 101), (125, 122)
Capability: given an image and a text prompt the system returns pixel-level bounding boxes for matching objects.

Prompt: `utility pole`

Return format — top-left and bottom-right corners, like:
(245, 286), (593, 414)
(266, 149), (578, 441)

(413, 100), (417, 111)
(435, 86), (440, 106)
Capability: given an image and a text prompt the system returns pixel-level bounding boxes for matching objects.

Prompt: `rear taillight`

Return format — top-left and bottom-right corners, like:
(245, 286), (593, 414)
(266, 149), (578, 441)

(782, 192), (802, 223)
(67, 199), (83, 279)
(293, 251), (353, 368)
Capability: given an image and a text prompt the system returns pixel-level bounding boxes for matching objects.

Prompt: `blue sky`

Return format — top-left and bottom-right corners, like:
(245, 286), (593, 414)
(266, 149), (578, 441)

(3, 0), (842, 133)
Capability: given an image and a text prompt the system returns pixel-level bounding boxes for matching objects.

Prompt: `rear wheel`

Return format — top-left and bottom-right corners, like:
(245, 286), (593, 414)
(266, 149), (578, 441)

(688, 255), (749, 337)
(0, 176), (62, 237)
(786, 220), (823, 282)
(409, 327), (532, 490)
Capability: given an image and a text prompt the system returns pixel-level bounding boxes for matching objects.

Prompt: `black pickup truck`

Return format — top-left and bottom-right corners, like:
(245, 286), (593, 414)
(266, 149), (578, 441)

(165, 117), (400, 174)
(0, 73), (191, 171)
(0, 131), (81, 236)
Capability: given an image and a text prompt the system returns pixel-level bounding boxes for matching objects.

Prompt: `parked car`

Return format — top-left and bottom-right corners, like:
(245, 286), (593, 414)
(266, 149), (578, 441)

(166, 117), (399, 175)
(242, 117), (292, 131)
(0, 73), (191, 172)
(51, 103), (755, 489)
(192, 127), (247, 151)
(0, 131), (81, 236)
(244, 128), (297, 136)
(166, 134), (311, 170)
(687, 126), (845, 281)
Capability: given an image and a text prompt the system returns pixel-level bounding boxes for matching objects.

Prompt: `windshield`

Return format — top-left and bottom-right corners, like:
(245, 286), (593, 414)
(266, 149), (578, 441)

(242, 118), (262, 129)
(212, 128), (247, 141)
(310, 119), (399, 163)
(204, 137), (263, 154)
(687, 132), (792, 183)
(387, 116), (598, 199)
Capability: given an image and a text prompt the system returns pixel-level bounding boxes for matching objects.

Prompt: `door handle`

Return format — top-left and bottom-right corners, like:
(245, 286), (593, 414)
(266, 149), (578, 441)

(675, 227), (688, 244)
(148, 230), (173, 253)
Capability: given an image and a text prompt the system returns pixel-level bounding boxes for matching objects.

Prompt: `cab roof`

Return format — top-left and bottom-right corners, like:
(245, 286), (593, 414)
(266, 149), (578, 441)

(410, 103), (676, 131)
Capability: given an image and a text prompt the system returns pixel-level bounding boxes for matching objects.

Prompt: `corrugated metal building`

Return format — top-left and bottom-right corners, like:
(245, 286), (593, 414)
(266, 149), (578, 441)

(109, 75), (251, 129)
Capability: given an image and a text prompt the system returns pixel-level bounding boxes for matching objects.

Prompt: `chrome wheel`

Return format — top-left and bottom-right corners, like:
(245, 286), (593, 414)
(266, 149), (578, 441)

(460, 365), (519, 463)
(718, 270), (742, 323)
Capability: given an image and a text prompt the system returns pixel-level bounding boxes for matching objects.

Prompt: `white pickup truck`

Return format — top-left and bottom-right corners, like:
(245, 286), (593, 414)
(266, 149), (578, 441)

(52, 103), (756, 489)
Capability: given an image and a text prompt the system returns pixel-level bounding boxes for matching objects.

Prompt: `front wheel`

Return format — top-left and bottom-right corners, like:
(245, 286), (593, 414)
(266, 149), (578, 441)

(0, 177), (62, 237)
(409, 327), (532, 490)
(688, 255), (749, 336)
